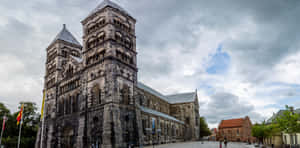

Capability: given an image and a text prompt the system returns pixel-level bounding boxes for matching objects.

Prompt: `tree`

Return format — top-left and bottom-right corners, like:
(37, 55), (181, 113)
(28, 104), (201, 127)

(0, 103), (10, 117)
(275, 105), (300, 134)
(199, 117), (211, 138)
(252, 123), (267, 144)
(1, 102), (40, 148)
(252, 121), (280, 144)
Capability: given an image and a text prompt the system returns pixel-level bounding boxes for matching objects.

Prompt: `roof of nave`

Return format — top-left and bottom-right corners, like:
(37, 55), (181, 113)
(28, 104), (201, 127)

(137, 82), (170, 103)
(219, 118), (245, 129)
(139, 106), (184, 124)
(137, 82), (197, 104)
(166, 92), (197, 104)
(86, 0), (130, 20)
(51, 24), (81, 47)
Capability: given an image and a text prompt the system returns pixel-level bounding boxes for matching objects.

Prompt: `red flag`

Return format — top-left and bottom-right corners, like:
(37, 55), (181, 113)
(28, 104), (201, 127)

(17, 104), (24, 125)
(1, 116), (6, 132)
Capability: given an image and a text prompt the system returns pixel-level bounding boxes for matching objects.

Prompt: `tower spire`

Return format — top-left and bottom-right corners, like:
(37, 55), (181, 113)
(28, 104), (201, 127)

(82, 0), (132, 23)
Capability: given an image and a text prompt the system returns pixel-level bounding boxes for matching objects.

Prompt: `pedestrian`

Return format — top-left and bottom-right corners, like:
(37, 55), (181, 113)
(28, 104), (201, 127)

(219, 140), (222, 148)
(224, 138), (228, 148)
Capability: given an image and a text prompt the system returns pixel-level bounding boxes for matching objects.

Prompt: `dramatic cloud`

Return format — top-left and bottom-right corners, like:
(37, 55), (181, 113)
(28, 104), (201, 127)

(201, 92), (264, 126)
(1, 0), (300, 127)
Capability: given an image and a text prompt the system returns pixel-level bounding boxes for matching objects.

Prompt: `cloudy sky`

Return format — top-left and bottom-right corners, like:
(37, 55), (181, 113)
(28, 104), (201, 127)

(1, 0), (300, 128)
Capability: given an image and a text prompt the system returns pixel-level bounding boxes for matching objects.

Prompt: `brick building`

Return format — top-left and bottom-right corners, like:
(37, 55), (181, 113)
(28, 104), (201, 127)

(209, 128), (217, 141)
(217, 116), (253, 142)
(34, 0), (200, 147)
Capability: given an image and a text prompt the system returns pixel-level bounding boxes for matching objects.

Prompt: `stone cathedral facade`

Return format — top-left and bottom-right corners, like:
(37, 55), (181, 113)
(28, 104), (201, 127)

(35, 0), (200, 148)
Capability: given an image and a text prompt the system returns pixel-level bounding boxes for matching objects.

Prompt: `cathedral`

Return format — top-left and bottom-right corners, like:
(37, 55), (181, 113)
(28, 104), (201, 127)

(35, 0), (200, 147)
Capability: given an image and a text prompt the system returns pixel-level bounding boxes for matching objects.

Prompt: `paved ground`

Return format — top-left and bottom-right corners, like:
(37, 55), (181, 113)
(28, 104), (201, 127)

(144, 141), (258, 148)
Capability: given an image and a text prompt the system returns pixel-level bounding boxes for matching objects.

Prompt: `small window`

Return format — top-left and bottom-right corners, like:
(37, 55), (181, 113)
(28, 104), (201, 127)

(93, 117), (99, 123)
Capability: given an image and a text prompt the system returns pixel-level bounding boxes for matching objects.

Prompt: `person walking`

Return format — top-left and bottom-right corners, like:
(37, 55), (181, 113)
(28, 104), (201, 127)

(219, 140), (222, 148)
(224, 138), (228, 148)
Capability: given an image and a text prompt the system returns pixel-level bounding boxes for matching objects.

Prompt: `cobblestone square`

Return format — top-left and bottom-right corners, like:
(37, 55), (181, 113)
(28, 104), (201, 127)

(145, 141), (257, 148)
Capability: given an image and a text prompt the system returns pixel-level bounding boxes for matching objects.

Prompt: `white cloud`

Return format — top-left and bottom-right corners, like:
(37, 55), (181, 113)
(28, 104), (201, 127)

(0, 0), (299, 126)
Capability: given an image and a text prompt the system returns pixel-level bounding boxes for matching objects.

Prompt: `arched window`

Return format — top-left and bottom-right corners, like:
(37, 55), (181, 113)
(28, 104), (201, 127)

(115, 32), (122, 43)
(92, 85), (101, 105)
(66, 65), (74, 78)
(64, 98), (67, 115)
(62, 127), (74, 148)
(58, 99), (64, 116)
(97, 32), (105, 44)
(87, 37), (96, 49)
(72, 94), (78, 113)
(65, 97), (71, 115)
(185, 117), (190, 125)
(125, 37), (132, 49)
(120, 85), (130, 105)
(98, 18), (105, 26)
(139, 95), (143, 106)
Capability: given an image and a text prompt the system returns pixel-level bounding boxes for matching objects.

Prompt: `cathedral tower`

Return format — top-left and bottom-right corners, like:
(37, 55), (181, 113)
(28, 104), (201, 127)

(36, 24), (82, 148)
(36, 1), (143, 148)
(81, 0), (141, 147)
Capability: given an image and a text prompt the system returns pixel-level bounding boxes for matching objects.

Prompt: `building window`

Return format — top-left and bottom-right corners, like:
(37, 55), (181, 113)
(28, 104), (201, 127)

(92, 85), (101, 105)
(142, 119), (146, 134)
(291, 135), (294, 145)
(59, 99), (64, 116)
(139, 95), (143, 106)
(66, 65), (74, 78)
(72, 94), (79, 113)
(185, 117), (190, 125)
(285, 135), (287, 144)
(120, 85), (130, 105)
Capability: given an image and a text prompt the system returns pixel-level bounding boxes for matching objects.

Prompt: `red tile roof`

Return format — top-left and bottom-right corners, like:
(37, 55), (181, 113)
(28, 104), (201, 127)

(219, 118), (244, 128)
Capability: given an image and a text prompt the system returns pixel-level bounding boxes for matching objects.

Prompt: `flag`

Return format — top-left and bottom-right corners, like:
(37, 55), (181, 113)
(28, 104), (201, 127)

(40, 90), (46, 120)
(16, 104), (24, 125)
(1, 116), (6, 132)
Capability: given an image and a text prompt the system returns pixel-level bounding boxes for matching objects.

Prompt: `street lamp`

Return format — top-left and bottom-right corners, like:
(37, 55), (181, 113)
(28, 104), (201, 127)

(157, 129), (161, 145)
(145, 128), (152, 146)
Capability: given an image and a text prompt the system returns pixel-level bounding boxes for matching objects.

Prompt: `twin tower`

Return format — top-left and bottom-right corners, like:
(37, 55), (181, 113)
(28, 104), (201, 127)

(35, 0), (142, 147)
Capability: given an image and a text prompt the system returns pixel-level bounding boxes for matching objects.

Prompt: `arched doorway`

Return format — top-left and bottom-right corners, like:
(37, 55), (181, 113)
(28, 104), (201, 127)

(62, 127), (74, 148)
(91, 116), (103, 148)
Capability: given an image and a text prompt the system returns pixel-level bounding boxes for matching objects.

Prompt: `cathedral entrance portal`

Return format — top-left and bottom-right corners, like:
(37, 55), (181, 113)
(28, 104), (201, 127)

(91, 116), (103, 148)
(91, 136), (102, 148)
(62, 127), (74, 148)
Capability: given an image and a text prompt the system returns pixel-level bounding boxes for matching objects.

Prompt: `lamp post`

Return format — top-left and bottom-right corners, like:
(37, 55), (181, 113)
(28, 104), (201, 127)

(145, 128), (152, 146)
(157, 129), (161, 145)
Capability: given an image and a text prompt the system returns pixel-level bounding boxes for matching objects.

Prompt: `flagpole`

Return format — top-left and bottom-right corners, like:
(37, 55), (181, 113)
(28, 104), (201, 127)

(40, 107), (45, 148)
(40, 90), (46, 148)
(17, 110), (23, 148)
(0, 115), (6, 146)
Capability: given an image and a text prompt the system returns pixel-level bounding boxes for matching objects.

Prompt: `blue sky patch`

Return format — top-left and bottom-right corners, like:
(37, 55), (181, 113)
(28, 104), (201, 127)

(206, 44), (230, 74)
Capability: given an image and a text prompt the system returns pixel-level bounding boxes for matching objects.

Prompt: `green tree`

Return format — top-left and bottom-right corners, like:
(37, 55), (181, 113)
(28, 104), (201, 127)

(1, 102), (40, 148)
(275, 105), (300, 134)
(252, 121), (280, 144)
(0, 103), (10, 118)
(252, 123), (267, 144)
(199, 117), (211, 138)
